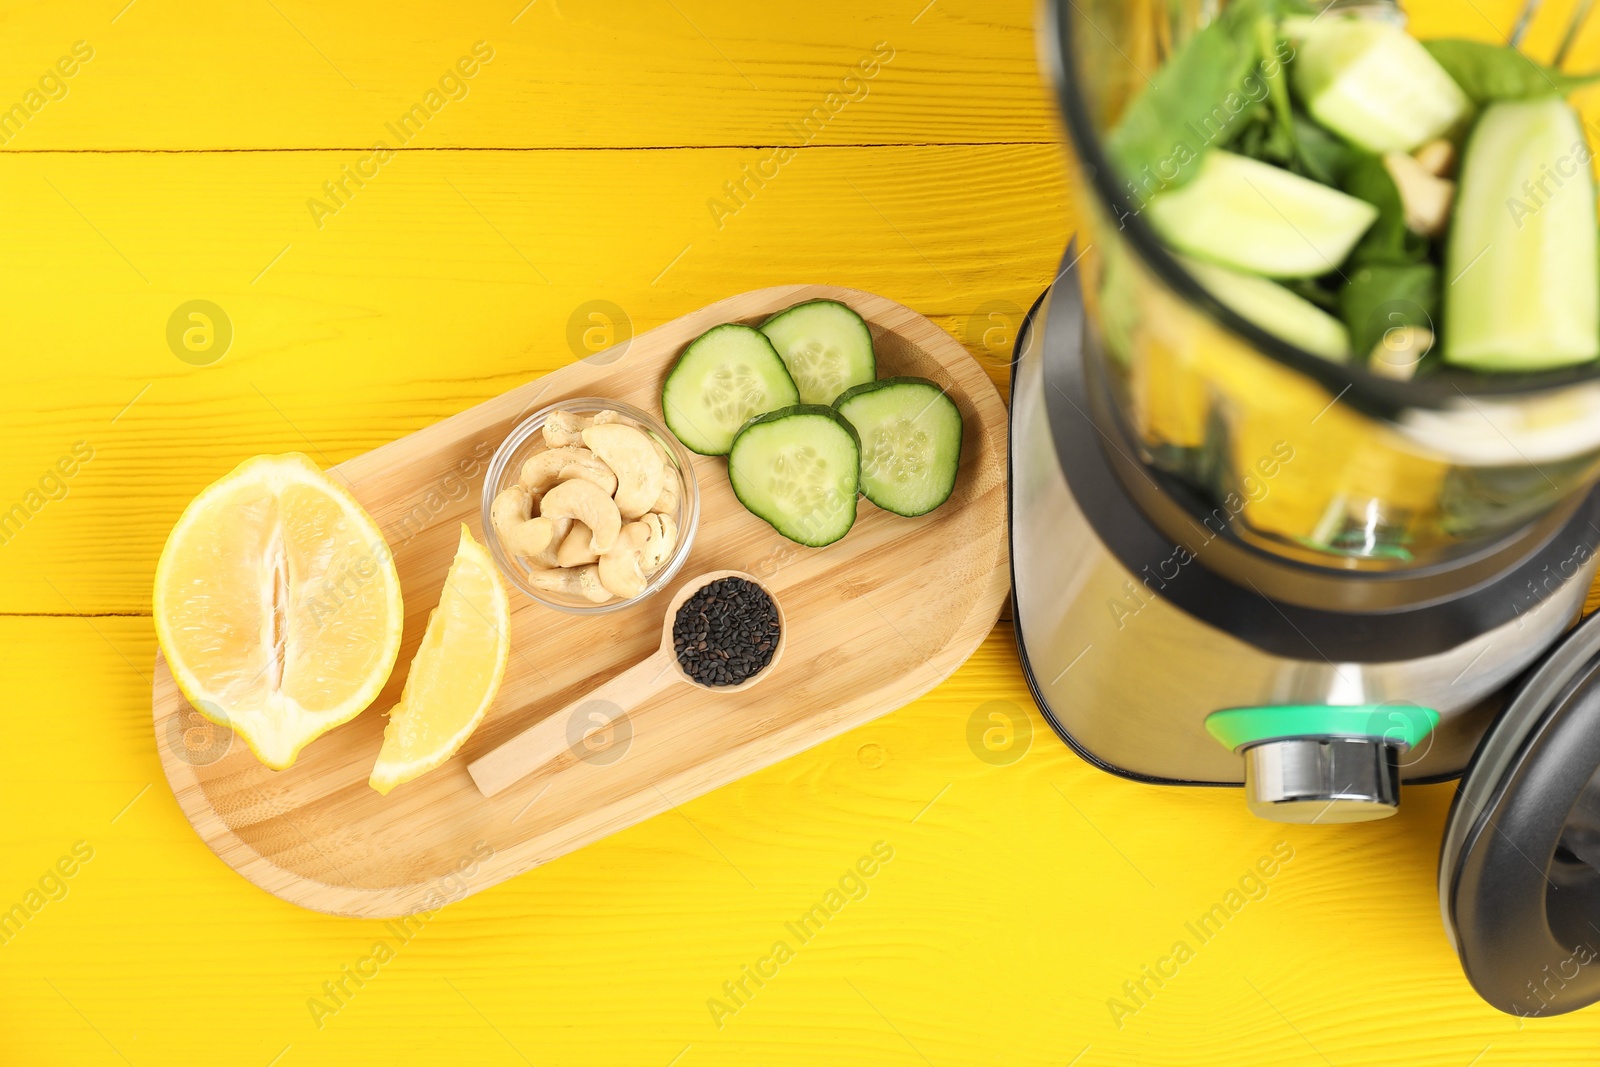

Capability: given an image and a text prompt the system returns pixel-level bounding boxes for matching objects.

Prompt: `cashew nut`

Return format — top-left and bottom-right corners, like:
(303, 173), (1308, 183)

(524, 516), (571, 570)
(555, 520), (600, 567)
(526, 562), (612, 603)
(598, 522), (650, 599)
(651, 463), (682, 516)
(494, 510), (557, 559)
(490, 485), (561, 560)
(509, 517), (559, 559)
(637, 511), (678, 575)
(1369, 327), (1432, 381)
(1413, 138), (1456, 179)
(491, 484), (533, 530)
(543, 409), (622, 448)
(645, 435), (682, 515)
(537, 477), (622, 554)
(1383, 152), (1454, 238)
(519, 446), (618, 501)
(543, 410), (590, 448)
(582, 422), (665, 521)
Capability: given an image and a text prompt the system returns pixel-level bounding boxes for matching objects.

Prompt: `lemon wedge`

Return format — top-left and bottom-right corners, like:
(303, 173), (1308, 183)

(370, 524), (510, 795)
(154, 453), (404, 769)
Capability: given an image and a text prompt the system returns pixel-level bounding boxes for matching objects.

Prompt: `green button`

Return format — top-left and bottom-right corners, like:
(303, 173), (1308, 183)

(1205, 704), (1441, 753)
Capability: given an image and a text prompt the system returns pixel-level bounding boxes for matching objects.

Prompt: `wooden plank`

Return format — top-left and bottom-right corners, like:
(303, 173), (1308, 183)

(0, 0), (1049, 150)
(150, 284), (1012, 916)
(0, 144), (1065, 614)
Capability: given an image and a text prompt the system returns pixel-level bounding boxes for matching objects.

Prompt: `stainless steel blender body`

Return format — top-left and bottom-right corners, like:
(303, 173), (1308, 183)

(1011, 273), (1600, 800)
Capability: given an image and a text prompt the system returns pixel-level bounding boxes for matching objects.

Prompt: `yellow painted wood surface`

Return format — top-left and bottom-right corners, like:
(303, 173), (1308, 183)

(0, 2), (1047, 149)
(7, 0), (1600, 1064)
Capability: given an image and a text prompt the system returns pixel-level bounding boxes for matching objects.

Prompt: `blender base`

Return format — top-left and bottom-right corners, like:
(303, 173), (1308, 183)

(1008, 277), (1600, 789)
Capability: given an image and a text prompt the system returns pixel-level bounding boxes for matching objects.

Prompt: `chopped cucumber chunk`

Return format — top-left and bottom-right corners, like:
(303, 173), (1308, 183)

(662, 323), (800, 455)
(1146, 150), (1379, 278)
(728, 405), (860, 546)
(834, 377), (963, 516)
(759, 300), (877, 405)
(1184, 257), (1351, 362)
(1444, 99), (1599, 371)
(1292, 17), (1472, 154)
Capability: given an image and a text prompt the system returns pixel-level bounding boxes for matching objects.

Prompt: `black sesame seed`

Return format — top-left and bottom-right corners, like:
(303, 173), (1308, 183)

(673, 577), (781, 688)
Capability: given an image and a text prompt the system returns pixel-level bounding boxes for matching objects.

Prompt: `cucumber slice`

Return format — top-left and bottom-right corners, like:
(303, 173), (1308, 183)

(834, 377), (963, 516)
(662, 323), (800, 455)
(1291, 17), (1472, 154)
(1146, 150), (1379, 278)
(758, 300), (877, 405)
(1183, 257), (1352, 362)
(727, 405), (859, 546)
(1443, 98), (1599, 371)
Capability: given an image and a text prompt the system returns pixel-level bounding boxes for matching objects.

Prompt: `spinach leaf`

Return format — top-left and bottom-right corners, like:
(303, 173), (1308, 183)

(1230, 108), (1271, 161)
(1226, 105), (1358, 184)
(1106, 0), (1306, 195)
(1341, 154), (1428, 266)
(1106, 26), (1257, 192)
(1254, 13), (1296, 150)
(1281, 276), (1339, 311)
(1339, 263), (1439, 359)
(1423, 39), (1600, 104)
(1335, 156), (1435, 358)
(1228, 104), (1295, 166)
(1288, 112), (1360, 186)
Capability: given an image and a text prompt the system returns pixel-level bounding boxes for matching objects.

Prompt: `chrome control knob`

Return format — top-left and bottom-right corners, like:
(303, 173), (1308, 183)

(1242, 737), (1402, 823)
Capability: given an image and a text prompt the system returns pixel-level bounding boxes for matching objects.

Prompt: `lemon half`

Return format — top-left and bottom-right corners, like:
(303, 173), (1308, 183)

(154, 453), (404, 769)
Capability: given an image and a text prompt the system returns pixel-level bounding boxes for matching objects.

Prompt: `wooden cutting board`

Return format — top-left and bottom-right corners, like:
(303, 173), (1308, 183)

(151, 284), (1010, 917)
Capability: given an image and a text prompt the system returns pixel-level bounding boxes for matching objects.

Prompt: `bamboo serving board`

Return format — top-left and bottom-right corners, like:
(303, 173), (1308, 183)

(151, 285), (1010, 917)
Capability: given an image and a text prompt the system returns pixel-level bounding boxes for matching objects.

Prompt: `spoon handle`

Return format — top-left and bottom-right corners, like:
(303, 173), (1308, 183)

(468, 648), (679, 798)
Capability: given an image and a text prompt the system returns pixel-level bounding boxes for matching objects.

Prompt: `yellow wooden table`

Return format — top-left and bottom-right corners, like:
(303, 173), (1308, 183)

(4, 1), (1600, 1063)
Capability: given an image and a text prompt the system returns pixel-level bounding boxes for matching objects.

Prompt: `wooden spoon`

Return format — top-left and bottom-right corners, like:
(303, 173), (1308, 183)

(467, 569), (785, 798)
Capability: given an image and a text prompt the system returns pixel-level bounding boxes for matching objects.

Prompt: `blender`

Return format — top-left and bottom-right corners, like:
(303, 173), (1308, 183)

(1013, 0), (1600, 1015)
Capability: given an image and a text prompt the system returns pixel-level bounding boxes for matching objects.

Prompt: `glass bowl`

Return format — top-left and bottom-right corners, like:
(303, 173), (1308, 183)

(481, 397), (700, 614)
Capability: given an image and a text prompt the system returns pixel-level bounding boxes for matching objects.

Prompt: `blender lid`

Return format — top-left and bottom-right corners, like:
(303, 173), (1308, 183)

(1441, 608), (1600, 1017)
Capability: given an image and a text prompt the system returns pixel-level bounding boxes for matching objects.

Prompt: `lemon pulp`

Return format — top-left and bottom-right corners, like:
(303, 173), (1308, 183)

(154, 453), (404, 769)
